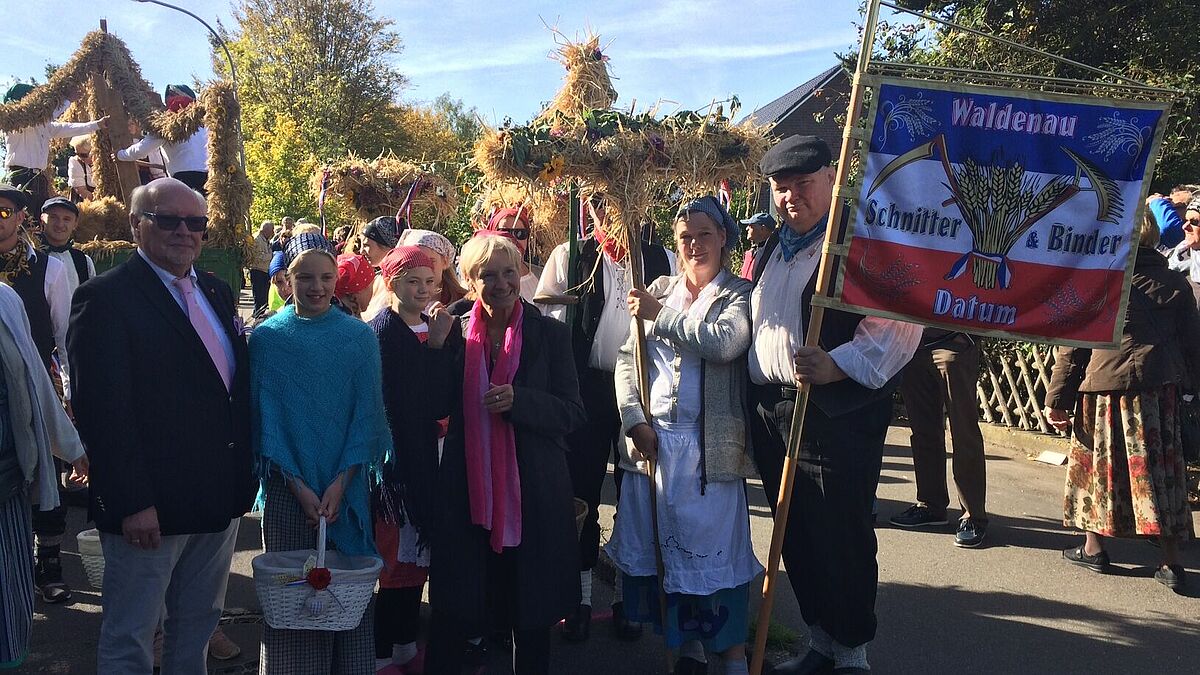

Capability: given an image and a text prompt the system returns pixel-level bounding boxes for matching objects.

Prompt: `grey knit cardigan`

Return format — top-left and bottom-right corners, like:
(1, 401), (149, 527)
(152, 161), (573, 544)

(613, 271), (758, 488)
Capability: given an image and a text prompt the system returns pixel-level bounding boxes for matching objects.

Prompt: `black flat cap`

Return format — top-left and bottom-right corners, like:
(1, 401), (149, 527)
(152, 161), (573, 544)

(0, 184), (28, 210)
(41, 196), (79, 216)
(760, 134), (832, 177)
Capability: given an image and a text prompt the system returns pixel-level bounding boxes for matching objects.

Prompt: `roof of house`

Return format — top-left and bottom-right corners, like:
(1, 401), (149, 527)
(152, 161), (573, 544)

(743, 64), (847, 125)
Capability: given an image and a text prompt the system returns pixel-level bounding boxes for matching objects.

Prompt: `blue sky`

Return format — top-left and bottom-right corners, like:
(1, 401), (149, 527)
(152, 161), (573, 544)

(2, 0), (877, 124)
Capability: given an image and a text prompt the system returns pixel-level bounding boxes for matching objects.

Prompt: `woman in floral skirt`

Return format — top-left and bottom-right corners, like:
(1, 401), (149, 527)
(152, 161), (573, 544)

(1045, 215), (1199, 592)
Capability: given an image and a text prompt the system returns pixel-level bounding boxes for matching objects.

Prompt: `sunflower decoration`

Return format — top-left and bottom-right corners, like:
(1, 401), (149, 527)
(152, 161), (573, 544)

(539, 156), (565, 182)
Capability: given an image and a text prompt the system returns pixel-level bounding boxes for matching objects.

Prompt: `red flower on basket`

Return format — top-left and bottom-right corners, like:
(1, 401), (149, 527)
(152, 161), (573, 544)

(306, 567), (331, 591)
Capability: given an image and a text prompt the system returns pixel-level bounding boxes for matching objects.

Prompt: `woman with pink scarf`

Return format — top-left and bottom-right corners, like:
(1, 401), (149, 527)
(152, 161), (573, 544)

(424, 234), (585, 674)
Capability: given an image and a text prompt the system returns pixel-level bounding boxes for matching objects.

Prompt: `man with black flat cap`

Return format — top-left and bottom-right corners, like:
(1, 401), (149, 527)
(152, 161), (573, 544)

(748, 135), (921, 674)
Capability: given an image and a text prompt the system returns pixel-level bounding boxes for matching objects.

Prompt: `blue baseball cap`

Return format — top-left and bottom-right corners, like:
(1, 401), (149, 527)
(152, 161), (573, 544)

(740, 212), (776, 229)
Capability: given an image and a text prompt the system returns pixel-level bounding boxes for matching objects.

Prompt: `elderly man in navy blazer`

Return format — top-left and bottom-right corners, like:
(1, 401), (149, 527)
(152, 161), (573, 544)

(68, 177), (255, 674)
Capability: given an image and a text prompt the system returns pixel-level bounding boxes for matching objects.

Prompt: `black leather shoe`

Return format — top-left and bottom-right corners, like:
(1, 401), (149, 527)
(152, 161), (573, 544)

(769, 649), (834, 675)
(673, 656), (709, 674)
(562, 604), (591, 642)
(611, 601), (643, 641)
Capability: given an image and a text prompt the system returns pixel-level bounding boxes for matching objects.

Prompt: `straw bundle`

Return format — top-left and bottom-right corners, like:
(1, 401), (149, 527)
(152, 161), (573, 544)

(316, 155), (457, 224)
(950, 157), (1074, 289)
(0, 30), (250, 258)
(538, 32), (617, 121)
(74, 197), (130, 242)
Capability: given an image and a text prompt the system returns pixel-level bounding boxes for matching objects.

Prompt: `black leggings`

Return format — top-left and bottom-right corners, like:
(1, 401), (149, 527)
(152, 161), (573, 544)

(374, 586), (423, 659)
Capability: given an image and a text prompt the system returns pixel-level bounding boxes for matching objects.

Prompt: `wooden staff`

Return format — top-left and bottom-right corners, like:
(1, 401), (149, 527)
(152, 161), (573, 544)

(748, 2), (882, 674)
(624, 218), (673, 673)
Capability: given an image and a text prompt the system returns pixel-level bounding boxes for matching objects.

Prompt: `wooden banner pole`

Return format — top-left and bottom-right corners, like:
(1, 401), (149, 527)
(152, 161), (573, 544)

(748, 1), (881, 673)
(625, 223), (674, 673)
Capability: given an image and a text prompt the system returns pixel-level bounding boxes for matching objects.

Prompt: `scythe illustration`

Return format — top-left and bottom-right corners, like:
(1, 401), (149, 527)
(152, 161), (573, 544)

(867, 134), (1124, 290)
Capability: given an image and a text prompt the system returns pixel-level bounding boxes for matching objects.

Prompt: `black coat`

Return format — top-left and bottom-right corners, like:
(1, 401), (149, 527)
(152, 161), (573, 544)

(428, 301), (586, 631)
(368, 307), (452, 544)
(67, 253), (256, 535)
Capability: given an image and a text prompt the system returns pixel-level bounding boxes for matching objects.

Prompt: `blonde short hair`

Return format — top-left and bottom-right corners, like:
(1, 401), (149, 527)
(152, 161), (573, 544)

(292, 223), (322, 236)
(458, 234), (521, 283)
(70, 135), (91, 151)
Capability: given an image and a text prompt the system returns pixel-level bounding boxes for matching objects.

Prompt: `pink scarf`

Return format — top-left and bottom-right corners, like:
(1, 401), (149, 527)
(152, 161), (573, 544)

(463, 299), (524, 552)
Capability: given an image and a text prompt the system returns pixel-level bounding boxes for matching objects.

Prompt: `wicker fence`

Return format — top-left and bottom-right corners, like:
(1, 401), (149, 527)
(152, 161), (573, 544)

(977, 341), (1069, 438)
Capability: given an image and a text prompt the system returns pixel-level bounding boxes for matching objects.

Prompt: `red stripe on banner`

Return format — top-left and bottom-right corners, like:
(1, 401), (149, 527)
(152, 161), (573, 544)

(839, 237), (1126, 344)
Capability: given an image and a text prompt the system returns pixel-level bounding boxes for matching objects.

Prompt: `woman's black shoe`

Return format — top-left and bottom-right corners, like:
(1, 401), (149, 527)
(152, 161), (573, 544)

(1062, 545), (1110, 573)
(561, 604), (591, 642)
(611, 601), (643, 641)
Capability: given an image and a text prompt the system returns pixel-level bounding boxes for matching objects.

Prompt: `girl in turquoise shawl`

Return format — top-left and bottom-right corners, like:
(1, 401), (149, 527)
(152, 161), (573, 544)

(250, 234), (391, 675)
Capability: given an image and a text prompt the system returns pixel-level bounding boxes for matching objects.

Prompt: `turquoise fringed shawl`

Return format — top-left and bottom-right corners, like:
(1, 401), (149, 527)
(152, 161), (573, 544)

(249, 305), (391, 557)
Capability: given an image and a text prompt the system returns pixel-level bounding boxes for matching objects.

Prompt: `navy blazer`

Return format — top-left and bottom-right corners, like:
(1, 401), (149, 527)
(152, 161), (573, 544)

(68, 253), (256, 535)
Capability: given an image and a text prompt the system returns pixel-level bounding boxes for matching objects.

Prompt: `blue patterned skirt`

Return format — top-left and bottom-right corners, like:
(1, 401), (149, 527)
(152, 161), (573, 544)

(622, 575), (750, 654)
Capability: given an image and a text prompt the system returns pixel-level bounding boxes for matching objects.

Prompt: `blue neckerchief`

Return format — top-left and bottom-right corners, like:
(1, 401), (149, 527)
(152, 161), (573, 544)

(778, 217), (827, 262)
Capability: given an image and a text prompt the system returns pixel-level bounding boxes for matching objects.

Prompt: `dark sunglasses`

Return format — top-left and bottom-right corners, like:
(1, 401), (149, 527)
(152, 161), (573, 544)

(77, 153), (91, 159)
(497, 227), (530, 241)
(0, 207), (16, 220)
(142, 211), (208, 232)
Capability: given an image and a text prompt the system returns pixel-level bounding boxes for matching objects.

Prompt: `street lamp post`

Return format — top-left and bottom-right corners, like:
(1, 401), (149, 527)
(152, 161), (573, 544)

(129, 0), (245, 171)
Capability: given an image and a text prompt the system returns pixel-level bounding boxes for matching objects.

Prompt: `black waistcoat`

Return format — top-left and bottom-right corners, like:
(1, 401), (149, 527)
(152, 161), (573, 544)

(752, 232), (901, 418)
(12, 252), (54, 369)
(570, 237), (671, 373)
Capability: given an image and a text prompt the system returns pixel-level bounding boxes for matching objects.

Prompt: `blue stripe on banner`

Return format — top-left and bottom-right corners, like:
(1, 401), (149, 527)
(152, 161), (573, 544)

(869, 82), (1164, 181)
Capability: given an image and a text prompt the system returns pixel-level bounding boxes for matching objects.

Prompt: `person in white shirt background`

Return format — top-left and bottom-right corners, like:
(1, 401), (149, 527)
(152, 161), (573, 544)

(66, 135), (95, 203)
(115, 85), (208, 194)
(2, 83), (107, 215)
(534, 196), (676, 643)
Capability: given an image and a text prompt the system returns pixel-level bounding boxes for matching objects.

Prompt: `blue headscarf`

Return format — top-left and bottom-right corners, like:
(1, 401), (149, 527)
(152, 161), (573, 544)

(267, 251), (286, 277)
(676, 196), (739, 247)
(282, 232), (336, 268)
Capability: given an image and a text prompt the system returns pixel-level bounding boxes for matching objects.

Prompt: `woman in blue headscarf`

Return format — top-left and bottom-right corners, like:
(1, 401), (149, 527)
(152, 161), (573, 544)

(606, 196), (763, 675)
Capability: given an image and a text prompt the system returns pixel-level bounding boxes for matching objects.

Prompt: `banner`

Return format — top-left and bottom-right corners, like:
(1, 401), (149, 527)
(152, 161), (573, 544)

(819, 77), (1170, 348)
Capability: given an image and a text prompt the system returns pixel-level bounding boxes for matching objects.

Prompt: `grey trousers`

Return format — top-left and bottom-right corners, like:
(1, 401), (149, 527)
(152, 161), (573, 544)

(98, 518), (240, 675)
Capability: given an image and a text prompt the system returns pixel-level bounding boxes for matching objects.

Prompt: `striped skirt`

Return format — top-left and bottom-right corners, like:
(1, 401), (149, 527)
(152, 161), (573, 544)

(0, 491), (33, 668)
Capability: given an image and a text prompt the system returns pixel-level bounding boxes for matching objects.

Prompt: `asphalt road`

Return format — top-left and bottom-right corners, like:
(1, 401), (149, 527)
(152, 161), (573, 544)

(18, 424), (1198, 674)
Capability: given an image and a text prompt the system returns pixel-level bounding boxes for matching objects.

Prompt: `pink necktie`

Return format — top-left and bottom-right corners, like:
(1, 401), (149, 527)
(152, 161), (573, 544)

(174, 276), (233, 391)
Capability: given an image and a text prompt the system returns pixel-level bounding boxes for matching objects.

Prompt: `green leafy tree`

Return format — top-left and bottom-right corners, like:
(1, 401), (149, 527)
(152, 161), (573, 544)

(219, 0), (408, 159)
(873, 0), (1200, 188)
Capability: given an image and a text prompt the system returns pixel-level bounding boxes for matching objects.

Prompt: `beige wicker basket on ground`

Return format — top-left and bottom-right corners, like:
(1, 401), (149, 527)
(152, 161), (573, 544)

(76, 528), (105, 590)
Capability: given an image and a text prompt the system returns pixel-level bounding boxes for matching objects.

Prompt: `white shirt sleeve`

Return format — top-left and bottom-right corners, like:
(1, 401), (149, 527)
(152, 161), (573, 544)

(86, 255), (96, 279)
(117, 134), (165, 161)
(43, 256), (73, 399)
(534, 243), (571, 323)
(48, 119), (101, 139)
(828, 316), (923, 389)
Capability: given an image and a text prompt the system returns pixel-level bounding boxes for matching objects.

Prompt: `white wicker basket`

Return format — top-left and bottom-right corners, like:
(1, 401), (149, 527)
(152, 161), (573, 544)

(76, 528), (105, 590)
(252, 517), (382, 631)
